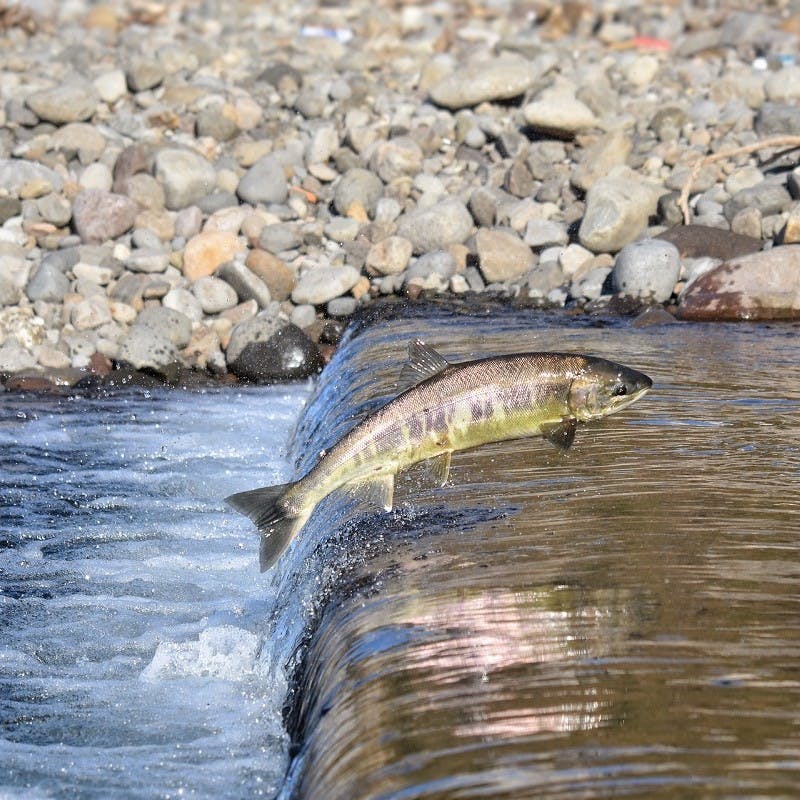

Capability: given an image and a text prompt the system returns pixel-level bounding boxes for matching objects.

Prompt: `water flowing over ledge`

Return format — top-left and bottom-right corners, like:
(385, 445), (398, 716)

(270, 306), (800, 800)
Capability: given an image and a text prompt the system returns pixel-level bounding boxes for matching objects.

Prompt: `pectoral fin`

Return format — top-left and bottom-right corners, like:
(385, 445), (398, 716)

(347, 474), (395, 511)
(541, 417), (577, 450)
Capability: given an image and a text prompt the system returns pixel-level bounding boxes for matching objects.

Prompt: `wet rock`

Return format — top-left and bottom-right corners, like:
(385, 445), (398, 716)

(154, 148), (217, 210)
(72, 190), (138, 244)
(677, 246), (800, 321)
(475, 228), (535, 283)
(612, 239), (681, 303)
(395, 198), (473, 254)
(429, 56), (536, 110)
(334, 168), (384, 218)
(579, 169), (665, 253)
(26, 82), (99, 124)
(182, 231), (244, 281)
(229, 321), (322, 383)
(236, 155), (288, 206)
(291, 265), (361, 305)
(632, 306), (679, 327)
(656, 225), (762, 261)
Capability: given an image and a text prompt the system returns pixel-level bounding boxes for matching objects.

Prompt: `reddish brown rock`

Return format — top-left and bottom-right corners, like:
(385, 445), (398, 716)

(657, 225), (761, 261)
(677, 245), (800, 321)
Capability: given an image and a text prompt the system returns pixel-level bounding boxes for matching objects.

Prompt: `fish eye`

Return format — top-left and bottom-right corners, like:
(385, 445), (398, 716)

(611, 384), (628, 397)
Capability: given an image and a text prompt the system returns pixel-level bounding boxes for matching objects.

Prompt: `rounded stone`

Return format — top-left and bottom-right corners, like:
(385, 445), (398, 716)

(236, 155), (288, 206)
(116, 325), (180, 376)
(395, 198), (473, 254)
(192, 276), (238, 314)
(182, 231), (245, 281)
(291, 265), (361, 306)
(229, 322), (323, 384)
(26, 83), (99, 124)
(162, 287), (202, 321)
(26, 261), (70, 303)
(366, 236), (413, 276)
(475, 229), (535, 283)
(612, 238), (681, 303)
(154, 148), (217, 211)
(429, 56), (535, 110)
(333, 168), (384, 218)
(133, 305), (192, 348)
(579, 172), (664, 253)
(72, 190), (138, 244)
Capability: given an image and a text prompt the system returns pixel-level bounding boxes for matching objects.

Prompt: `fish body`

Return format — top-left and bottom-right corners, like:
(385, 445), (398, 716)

(227, 340), (652, 571)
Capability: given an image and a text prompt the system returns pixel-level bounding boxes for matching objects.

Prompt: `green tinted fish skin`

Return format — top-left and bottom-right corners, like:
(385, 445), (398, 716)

(226, 340), (652, 570)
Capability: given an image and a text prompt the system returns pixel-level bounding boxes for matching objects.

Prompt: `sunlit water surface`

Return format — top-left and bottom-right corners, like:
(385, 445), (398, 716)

(2, 307), (799, 800)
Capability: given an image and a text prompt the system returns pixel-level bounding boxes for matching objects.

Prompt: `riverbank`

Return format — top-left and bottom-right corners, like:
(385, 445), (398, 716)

(2, 0), (800, 393)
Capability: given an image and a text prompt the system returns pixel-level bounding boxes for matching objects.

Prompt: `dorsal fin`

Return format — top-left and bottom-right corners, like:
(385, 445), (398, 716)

(398, 339), (450, 389)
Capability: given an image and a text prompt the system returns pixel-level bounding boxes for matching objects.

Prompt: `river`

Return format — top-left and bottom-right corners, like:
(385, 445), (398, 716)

(2, 305), (799, 799)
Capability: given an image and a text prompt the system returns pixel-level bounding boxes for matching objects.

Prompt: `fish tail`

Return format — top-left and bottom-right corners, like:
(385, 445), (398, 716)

(225, 483), (303, 571)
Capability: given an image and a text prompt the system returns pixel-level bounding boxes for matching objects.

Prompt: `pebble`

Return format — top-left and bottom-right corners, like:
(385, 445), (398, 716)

(396, 198), (473, 254)
(429, 56), (536, 110)
(236, 155), (288, 206)
(26, 83), (99, 124)
(579, 170), (665, 253)
(154, 148), (217, 211)
(366, 236), (413, 276)
(72, 190), (138, 244)
(612, 239), (682, 303)
(182, 231), (245, 281)
(475, 229), (535, 283)
(334, 168), (384, 218)
(523, 90), (597, 138)
(292, 265), (361, 306)
(245, 250), (296, 301)
(217, 260), (273, 308)
(192, 276), (239, 314)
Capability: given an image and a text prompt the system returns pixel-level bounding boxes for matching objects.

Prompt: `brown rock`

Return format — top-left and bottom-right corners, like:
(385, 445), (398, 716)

(657, 225), (761, 261)
(475, 228), (535, 282)
(780, 204), (800, 244)
(245, 249), (295, 301)
(677, 245), (800, 321)
(182, 231), (244, 281)
(72, 190), (138, 244)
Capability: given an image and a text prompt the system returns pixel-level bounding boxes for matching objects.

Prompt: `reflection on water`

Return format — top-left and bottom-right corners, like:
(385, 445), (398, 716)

(279, 309), (800, 800)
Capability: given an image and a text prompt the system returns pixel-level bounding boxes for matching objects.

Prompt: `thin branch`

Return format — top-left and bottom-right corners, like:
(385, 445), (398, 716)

(678, 135), (800, 225)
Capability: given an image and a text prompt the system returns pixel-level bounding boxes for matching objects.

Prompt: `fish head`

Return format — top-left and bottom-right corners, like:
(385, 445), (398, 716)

(568, 357), (652, 421)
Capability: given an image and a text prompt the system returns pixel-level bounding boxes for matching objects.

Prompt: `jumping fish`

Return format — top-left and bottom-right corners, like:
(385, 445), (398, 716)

(227, 340), (652, 570)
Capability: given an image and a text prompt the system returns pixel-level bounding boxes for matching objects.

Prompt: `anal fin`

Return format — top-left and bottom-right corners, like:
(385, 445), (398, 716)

(541, 417), (577, 450)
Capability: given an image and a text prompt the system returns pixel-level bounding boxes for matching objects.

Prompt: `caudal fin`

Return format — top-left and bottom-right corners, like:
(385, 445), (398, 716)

(225, 483), (302, 571)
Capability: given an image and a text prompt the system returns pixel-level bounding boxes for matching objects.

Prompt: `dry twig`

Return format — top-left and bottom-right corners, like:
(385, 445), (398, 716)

(678, 135), (800, 225)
